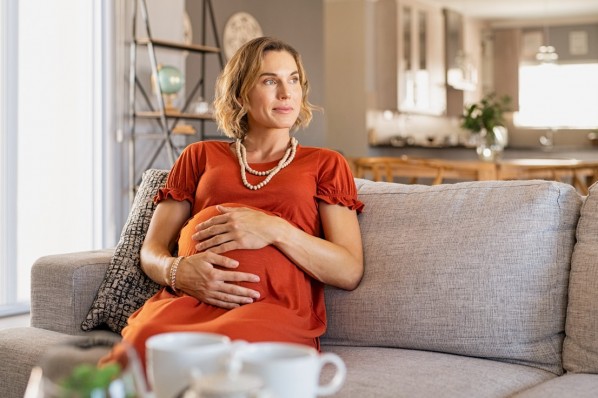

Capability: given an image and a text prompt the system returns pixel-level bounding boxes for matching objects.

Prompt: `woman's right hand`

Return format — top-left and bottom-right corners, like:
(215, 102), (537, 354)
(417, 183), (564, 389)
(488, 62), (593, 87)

(175, 252), (261, 309)
(141, 199), (261, 310)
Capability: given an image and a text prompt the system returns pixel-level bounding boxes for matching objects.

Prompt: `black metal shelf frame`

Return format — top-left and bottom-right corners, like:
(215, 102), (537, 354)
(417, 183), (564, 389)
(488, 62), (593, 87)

(128, 0), (224, 202)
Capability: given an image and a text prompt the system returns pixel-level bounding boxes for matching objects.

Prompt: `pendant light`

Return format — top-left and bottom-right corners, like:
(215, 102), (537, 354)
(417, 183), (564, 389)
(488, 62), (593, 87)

(535, 0), (558, 63)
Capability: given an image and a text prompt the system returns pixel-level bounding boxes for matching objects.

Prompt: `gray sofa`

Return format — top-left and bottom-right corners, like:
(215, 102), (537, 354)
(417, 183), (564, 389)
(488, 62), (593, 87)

(2, 176), (598, 398)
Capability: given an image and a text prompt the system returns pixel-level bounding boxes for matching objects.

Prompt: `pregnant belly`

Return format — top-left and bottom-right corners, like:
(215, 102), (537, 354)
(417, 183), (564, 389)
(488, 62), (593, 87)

(177, 203), (312, 307)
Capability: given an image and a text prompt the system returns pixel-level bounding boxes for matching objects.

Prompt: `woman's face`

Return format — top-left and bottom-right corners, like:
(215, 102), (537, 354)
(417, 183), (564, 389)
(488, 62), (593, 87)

(244, 50), (302, 133)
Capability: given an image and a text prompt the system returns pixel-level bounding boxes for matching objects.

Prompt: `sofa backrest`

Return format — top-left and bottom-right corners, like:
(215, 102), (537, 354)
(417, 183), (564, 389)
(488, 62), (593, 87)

(323, 179), (582, 375)
(563, 181), (598, 374)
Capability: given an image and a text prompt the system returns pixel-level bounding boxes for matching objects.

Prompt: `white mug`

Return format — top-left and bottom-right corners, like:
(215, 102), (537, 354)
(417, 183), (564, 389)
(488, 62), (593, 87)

(146, 332), (231, 398)
(237, 342), (346, 398)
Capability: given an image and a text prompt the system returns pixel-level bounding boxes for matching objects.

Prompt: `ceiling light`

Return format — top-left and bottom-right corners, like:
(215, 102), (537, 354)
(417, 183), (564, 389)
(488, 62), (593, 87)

(536, 45), (558, 63)
(536, 0), (559, 64)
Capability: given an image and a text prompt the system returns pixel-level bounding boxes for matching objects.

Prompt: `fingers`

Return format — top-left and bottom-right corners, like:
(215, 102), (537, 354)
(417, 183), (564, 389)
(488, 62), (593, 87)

(192, 216), (240, 246)
(203, 243), (237, 254)
(193, 223), (227, 241)
(181, 243), (262, 310)
(190, 252), (259, 282)
(194, 214), (227, 232)
(201, 283), (260, 309)
(202, 298), (240, 310)
(200, 288), (254, 307)
(199, 251), (261, 284)
(216, 205), (246, 214)
(202, 251), (240, 269)
(192, 207), (270, 253)
(193, 206), (251, 234)
(179, 272), (261, 308)
(196, 237), (240, 253)
(217, 268), (260, 284)
(210, 281), (260, 303)
(194, 229), (233, 250)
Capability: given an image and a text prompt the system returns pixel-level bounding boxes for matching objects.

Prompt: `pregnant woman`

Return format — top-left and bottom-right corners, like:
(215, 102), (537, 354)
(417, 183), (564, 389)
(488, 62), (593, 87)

(103, 36), (364, 367)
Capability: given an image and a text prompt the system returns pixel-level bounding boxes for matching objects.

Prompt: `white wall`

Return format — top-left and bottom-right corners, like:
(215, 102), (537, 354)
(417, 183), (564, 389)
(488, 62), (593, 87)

(324, 0), (369, 157)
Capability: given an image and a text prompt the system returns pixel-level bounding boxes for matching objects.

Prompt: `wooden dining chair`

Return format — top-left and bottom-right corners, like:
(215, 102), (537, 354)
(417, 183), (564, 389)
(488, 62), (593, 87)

(352, 156), (447, 185)
(497, 161), (598, 196)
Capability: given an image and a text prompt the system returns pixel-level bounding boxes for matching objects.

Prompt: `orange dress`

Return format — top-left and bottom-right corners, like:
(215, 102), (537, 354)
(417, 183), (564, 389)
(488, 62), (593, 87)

(113, 141), (363, 367)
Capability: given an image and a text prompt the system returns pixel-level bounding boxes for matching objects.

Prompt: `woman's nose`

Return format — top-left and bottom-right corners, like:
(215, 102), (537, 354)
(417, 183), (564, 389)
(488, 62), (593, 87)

(278, 83), (291, 99)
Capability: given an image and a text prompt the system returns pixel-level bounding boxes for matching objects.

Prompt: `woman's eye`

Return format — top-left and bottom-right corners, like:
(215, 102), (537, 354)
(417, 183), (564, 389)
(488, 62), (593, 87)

(264, 79), (276, 85)
(290, 76), (300, 84)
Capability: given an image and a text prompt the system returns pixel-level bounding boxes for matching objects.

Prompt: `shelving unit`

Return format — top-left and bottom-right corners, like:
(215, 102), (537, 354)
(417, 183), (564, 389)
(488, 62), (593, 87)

(128, 0), (224, 201)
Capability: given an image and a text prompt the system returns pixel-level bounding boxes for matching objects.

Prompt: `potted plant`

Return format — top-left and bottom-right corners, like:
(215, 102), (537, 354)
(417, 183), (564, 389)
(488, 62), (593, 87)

(461, 92), (512, 161)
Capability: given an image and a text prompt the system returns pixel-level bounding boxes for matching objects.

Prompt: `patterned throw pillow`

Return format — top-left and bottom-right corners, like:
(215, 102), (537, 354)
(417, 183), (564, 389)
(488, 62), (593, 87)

(81, 169), (169, 333)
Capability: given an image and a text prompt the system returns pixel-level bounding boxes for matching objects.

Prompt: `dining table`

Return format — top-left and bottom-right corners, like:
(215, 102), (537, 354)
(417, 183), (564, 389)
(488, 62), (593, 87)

(351, 156), (598, 195)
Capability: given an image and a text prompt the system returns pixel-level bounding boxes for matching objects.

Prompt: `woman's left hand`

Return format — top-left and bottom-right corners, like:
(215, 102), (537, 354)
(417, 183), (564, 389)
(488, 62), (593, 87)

(192, 205), (284, 254)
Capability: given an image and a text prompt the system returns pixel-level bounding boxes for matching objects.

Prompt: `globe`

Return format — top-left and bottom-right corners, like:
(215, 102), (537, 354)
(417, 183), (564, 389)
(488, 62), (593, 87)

(157, 65), (184, 95)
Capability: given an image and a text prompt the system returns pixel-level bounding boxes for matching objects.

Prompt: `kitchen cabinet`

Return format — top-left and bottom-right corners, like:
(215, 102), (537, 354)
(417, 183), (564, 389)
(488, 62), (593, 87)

(324, 0), (447, 156)
(397, 0), (446, 115)
(444, 8), (465, 117)
(444, 9), (484, 117)
(368, 0), (446, 113)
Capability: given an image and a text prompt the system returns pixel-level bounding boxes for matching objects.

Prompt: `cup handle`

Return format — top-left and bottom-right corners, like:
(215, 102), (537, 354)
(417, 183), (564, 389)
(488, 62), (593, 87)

(316, 353), (347, 396)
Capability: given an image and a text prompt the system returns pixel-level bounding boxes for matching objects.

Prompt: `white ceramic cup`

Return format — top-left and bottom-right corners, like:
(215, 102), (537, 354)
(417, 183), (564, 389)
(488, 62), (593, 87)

(237, 342), (346, 398)
(146, 332), (231, 398)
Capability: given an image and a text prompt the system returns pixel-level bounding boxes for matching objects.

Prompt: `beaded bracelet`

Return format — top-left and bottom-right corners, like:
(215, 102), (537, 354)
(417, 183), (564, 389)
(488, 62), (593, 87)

(169, 256), (184, 293)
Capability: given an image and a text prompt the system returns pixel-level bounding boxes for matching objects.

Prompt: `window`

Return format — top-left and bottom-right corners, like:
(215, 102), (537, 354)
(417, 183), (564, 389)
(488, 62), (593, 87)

(0, 0), (21, 315)
(515, 62), (598, 129)
(0, 0), (108, 316)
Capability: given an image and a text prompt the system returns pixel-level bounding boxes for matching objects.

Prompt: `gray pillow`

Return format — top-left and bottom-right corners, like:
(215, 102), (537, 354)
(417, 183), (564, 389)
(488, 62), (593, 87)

(81, 169), (169, 333)
(563, 181), (598, 373)
(323, 179), (582, 375)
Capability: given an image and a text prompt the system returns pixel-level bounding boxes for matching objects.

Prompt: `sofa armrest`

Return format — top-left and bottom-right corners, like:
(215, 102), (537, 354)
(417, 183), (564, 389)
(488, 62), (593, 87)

(31, 249), (114, 336)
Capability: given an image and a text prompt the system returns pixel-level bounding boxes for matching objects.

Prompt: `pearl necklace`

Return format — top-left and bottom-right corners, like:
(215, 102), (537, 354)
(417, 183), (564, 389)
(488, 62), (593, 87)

(235, 137), (298, 190)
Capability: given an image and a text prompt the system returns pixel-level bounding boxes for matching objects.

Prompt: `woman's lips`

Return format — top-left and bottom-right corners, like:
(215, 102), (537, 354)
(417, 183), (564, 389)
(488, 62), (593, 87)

(274, 106), (293, 113)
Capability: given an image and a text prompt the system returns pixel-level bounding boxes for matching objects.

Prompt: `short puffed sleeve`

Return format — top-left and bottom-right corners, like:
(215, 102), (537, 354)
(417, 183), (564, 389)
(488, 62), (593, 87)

(154, 142), (206, 207)
(314, 149), (364, 213)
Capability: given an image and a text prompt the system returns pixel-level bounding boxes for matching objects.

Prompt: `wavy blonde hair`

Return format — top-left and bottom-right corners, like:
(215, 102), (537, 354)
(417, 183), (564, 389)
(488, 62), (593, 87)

(213, 37), (316, 139)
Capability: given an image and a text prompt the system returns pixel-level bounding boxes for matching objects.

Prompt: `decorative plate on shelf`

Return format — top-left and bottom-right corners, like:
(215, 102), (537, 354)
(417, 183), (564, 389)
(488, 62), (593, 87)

(223, 12), (263, 59)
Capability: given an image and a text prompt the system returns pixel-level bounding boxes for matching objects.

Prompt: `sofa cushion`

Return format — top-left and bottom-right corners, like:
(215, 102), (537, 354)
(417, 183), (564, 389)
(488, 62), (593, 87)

(0, 327), (83, 398)
(81, 169), (168, 333)
(323, 179), (582, 375)
(510, 373), (598, 398)
(563, 182), (598, 374)
(321, 346), (555, 398)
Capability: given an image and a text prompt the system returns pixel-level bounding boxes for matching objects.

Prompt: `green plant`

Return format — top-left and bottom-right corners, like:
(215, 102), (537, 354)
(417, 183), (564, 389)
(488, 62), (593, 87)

(461, 93), (512, 133)
(56, 363), (124, 398)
